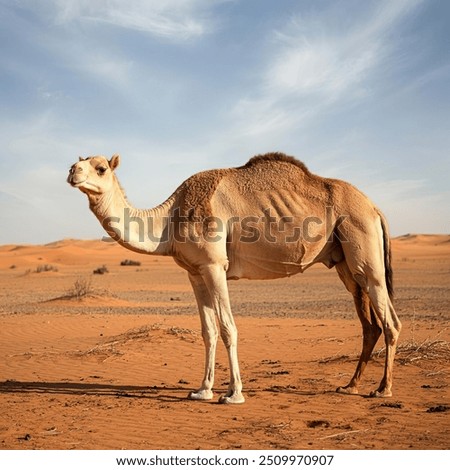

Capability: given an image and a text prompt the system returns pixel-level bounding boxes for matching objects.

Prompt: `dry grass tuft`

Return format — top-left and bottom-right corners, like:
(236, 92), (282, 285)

(375, 311), (449, 365)
(80, 323), (199, 358)
(36, 264), (59, 273)
(319, 323), (449, 366)
(68, 277), (96, 300)
(374, 333), (450, 365)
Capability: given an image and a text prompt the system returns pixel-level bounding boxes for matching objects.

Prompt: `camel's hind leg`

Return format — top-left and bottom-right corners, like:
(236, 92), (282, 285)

(335, 260), (382, 395)
(340, 219), (402, 397)
(363, 278), (401, 397)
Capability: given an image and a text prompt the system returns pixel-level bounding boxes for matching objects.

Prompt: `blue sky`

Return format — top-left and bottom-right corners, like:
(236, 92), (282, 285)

(0, 0), (449, 244)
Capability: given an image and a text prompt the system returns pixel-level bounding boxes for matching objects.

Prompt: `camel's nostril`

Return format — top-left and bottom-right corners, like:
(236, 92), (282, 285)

(69, 165), (82, 174)
(68, 164), (84, 183)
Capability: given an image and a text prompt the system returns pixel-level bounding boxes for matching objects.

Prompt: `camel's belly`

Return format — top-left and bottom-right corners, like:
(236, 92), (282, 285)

(227, 261), (304, 280)
(226, 242), (307, 280)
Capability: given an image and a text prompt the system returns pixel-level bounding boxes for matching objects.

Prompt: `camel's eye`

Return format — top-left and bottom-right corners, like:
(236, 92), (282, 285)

(97, 166), (107, 175)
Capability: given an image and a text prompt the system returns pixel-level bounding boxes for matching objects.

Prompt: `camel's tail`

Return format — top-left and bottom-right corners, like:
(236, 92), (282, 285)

(378, 210), (394, 302)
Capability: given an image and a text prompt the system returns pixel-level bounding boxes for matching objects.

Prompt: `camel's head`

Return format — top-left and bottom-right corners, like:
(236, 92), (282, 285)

(67, 155), (120, 195)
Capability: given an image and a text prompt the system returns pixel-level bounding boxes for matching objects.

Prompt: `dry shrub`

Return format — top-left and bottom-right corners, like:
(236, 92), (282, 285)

(93, 265), (109, 275)
(319, 324), (449, 366)
(374, 333), (450, 365)
(374, 311), (449, 365)
(36, 264), (58, 273)
(67, 277), (95, 300)
(120, 259), (141, 266)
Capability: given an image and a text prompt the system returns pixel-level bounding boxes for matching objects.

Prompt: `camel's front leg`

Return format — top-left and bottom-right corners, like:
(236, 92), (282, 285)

(200, 264), (245, 404)
(188, 273), (218, 400)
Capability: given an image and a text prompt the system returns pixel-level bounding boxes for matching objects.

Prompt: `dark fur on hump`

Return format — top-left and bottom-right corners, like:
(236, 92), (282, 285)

(240, 152), (311, 175)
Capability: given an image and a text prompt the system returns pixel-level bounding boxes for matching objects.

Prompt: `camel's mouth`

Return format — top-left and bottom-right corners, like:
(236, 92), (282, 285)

(68, 178), (94, 193)
(67, 171), (88, 187)
(68, 177), (86, 188)
(67, 175), (101, 194)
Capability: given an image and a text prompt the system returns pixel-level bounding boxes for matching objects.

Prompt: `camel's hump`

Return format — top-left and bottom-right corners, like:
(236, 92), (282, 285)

(240, 152), (311, 175)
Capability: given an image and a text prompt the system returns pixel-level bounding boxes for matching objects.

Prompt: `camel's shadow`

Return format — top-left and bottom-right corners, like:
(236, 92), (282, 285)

(0, 380), (190, 403)
(0, 380), (351, 403)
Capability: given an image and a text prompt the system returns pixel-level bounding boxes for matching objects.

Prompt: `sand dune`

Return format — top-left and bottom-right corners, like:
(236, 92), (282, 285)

(394, 233), (450, 244)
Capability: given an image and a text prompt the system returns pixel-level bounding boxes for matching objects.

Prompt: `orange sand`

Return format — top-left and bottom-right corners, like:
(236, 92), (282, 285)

(0, 235), (449, 449)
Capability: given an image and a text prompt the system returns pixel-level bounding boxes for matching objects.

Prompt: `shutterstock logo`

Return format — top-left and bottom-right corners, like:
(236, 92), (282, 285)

(102, 206), (348, 244)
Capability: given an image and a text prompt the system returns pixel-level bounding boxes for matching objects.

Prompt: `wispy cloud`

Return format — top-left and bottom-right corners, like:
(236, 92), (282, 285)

(47, 0), (223, 41)
(231, 0), (424, 138)
(7, 0), (226, 104)
(268, 0), (424, 98)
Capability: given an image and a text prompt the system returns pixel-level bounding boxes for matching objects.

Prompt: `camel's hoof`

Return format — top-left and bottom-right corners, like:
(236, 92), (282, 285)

(336, 386), (359, 395)
(218, 392), (245, 404)
(188, 389), (213, 401)
(369, 389), (392, 398)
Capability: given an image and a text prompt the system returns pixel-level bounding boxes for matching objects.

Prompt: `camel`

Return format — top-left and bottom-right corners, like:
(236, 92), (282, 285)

(67, 152), (401, 404)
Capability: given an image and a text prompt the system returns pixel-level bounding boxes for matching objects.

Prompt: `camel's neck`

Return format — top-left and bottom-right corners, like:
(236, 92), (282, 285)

(87, 177), (174, 255)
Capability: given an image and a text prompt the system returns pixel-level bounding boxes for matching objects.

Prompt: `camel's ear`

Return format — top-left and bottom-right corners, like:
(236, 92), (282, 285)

(78, 156), (85, 162)
(109, 154), (120, 171)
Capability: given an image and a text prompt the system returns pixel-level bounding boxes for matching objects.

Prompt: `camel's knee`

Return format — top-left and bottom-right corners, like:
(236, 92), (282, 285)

(202, 325), (218, 346)
(219, 323), (237, 348)
(384, 325), (400, 346)
(390, 307), (402, 333)
(383, 304), (401, 345)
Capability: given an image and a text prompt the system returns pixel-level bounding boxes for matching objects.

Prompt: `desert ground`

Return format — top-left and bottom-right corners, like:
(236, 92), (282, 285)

(0, 234), (448, 450)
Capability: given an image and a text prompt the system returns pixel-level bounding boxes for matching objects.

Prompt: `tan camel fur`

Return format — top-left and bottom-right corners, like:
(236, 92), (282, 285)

(68, 152), (401, 404)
